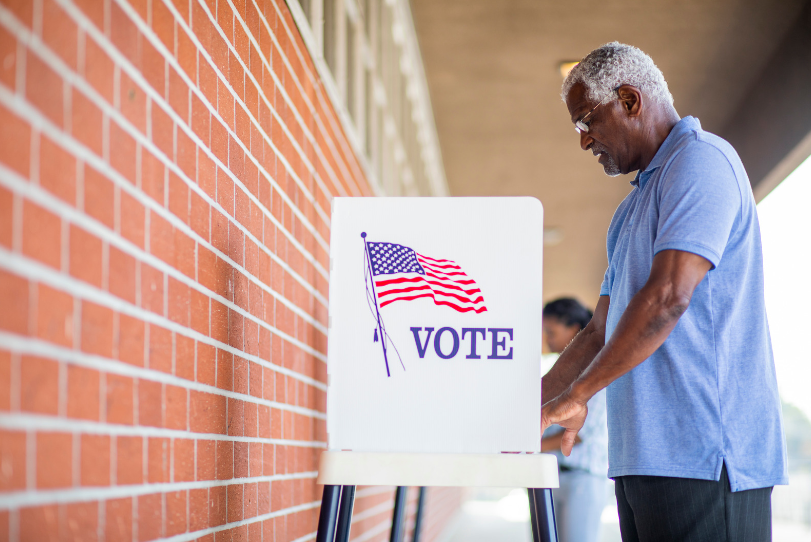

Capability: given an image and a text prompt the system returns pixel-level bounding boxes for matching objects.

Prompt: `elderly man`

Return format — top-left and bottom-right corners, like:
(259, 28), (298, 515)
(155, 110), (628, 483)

(541, 42), (787, 541)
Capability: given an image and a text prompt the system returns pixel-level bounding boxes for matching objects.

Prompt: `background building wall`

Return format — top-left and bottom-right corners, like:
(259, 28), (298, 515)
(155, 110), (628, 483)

(0, 0), (459, 540)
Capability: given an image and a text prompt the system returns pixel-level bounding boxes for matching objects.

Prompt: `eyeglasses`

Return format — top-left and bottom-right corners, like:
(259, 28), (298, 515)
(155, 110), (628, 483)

(574, 88), (619, 134)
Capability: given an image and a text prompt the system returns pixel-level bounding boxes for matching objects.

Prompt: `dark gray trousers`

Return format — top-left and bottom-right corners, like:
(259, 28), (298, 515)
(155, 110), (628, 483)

(614, 465), (773, 542)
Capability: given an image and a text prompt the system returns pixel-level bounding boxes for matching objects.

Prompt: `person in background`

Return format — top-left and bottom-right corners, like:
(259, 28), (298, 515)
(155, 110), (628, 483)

(542, 298), (607, 542)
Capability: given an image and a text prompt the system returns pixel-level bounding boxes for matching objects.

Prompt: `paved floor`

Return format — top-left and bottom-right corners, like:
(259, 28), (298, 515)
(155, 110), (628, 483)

(441, 488), (621, 542)
(439, 487), (811, 542)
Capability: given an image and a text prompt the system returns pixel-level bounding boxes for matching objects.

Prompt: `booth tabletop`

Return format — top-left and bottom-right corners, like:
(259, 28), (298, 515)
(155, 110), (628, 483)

(316, 451), (559, 488)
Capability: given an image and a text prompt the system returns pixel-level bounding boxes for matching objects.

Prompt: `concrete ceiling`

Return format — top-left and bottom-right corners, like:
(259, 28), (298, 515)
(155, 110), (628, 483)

(410, 0), (809, 308)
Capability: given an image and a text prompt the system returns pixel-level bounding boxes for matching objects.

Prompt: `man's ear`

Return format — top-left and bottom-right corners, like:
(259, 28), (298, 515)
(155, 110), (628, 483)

(617, 85), (642, 117)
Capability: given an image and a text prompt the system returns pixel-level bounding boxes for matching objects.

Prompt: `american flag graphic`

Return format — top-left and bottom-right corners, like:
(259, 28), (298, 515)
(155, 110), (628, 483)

(366, 241), (487, 313)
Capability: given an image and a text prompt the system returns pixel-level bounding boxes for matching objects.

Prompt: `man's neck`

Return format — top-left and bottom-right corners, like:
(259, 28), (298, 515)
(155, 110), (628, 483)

(636, 109), (681, 172)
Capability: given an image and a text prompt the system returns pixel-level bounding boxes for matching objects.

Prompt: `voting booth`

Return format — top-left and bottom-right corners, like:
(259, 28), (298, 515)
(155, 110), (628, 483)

(316, 198), (559, 542)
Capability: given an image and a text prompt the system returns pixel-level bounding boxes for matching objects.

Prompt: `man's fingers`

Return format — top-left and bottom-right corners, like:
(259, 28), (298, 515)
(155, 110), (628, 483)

(560, 429), (578, 457)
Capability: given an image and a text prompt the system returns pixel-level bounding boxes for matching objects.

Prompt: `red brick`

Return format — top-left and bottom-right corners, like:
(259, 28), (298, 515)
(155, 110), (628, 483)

(166, 490), (188, 536)
(80, 434), (110, 486)
(152, 104), (174, 159)
(189, 488), (209, 530)
(42, 0), (78, 69)
(191, 92), (210, 146)
(150, 211), (174, 264)
(169, 67), (190, 123)
(244, 482), (258, 519)
(65, 501), (98, 542)
(216, 440), (233, 480)
(234, 441), (249, 478)
(177, 126), (197, 180)
(119, 190), (145, 248)
(173, 438), (194, 482)
(106, 498), (133, 541)
(141, 149), (165, 204)
(39, 135), (77, 205)
(116, 436), (143, 485)
(81, 300), (114, 357)
(0, 269), (28, 335)
(141, 39), (166, 95)
(83, 165), (114, 228)
(191, 289), (210, 336)
(216, 349), (233, 391)
(197, 342), (216, 386)
(140, 263), (164, 315)
(165, 384), (187, 430)
(120, 72), (147, 132)
(197, 439), (216, 481)
(69, 225), (103, 287)
(0, 351), (10, 411)
(36, 432), (72, 488)
(19, 505), (60, 542)
(0, 26), (16, 91)
(22, 199), (61, 269)
(138, 493), (163, 541)
(148, 324), (172, 373)
(108, 246), (136, 303)
(110, 2), (141, 68)
(190, 390), (226, 434)
(169, 277), (191, 327)
(105, 373), (134, 425)
(209, 485), (227, 527)
(110, 123), (137, 184)
(147, 437), (169, 483)
(0, 430), (26, 490)
(67, 364), (100, 420)
(20, 356), (59, 414)
(227, 484), (244, 523)
(138, 379), (163, 427)
(227, 397), (244, 437)
(176, 333), (195, 380)
(0, 105), (30, 177)
(198, 151), (217, 199)
(84, 38), (115, 103)
(168, 171), (190, 223)
(25, 52), (63, 127)
(117, 313), (144, 366)
(0, 186), (11, 249)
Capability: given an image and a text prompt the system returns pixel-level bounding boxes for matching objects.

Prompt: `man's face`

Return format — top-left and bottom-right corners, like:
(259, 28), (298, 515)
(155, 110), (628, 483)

(566, 83), (625, 176)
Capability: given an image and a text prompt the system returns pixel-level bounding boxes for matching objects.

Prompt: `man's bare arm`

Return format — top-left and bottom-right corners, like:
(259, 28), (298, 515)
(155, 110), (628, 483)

(541, 249), (712, 455)
(541, 295), (609, 404)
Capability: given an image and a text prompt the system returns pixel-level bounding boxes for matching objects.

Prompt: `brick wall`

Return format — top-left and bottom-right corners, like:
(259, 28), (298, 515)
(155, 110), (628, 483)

(0, 0), (461, 540)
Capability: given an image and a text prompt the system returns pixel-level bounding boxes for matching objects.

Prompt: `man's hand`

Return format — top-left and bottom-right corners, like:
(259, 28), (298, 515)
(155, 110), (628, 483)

(541, 390), (588, 456)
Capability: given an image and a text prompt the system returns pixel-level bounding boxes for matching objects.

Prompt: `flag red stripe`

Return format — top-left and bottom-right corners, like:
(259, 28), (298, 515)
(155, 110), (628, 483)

(375, 276), (481, 295)
(377, 284), (485, 305)
(415, 253), (459, 265)
(379, 292), (488, 313)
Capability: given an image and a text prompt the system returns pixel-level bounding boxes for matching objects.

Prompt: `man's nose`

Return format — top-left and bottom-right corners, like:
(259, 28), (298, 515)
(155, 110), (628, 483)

(580, 131), (594, 151)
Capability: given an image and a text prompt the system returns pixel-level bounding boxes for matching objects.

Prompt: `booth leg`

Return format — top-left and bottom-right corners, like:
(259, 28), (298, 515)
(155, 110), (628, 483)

(335, 485), (356, 542)
(316, 485), (341, 542)
(411, 487), (427, 542)
(389, 486), (409, 542)
(528, 488), (558, 542)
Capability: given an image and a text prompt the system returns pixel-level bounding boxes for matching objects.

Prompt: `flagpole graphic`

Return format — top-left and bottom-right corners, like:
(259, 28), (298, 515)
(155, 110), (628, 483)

(361, 232), (391, 377)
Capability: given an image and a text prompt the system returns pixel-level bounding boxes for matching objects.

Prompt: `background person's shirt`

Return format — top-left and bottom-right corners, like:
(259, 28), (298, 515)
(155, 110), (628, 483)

(600, 116), (787, 491)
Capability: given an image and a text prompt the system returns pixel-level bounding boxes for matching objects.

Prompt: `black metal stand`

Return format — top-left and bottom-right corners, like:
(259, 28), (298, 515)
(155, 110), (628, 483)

(315, 485), (341, 542)
(389, 486), (408, 542)
(411, 487), (427, 542)
(335, 485), (356, 542)
(528, 488), (558, 542)
(316, 484), (557, 542)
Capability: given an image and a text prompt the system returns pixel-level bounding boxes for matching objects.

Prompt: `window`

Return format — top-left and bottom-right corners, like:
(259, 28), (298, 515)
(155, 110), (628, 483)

(287, 0), (448, 197)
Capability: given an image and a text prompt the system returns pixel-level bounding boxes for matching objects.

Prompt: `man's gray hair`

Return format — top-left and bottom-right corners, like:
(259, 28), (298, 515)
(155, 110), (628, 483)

(561, 42), (674, 106)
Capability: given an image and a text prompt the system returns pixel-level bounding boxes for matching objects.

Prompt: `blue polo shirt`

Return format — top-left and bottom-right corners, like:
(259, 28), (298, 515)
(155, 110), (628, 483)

(600, 116), (787, 491)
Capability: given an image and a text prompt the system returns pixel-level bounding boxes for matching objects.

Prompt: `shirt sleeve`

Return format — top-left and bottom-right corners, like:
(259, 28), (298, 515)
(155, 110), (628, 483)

(600, 267), (610, 296)
(653, 142), (741, 268)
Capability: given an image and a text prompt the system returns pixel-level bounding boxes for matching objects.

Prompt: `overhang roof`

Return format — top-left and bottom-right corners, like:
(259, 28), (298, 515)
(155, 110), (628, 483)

(411, 0), (810, 306)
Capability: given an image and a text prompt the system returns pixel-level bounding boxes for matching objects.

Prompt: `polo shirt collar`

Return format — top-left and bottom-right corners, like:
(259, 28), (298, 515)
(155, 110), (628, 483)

(631, 116), (701, 189)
